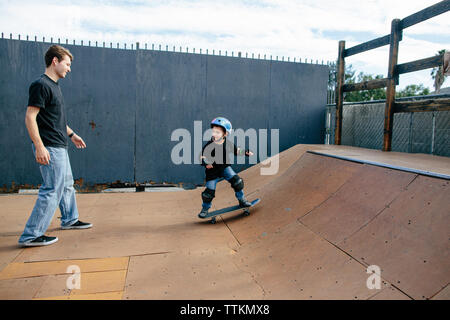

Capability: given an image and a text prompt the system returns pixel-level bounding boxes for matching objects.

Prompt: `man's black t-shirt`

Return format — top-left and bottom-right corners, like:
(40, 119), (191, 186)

(28, 74), (68, 148)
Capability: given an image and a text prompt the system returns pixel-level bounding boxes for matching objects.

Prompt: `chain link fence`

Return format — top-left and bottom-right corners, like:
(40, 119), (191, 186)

(325, 94), (450, 157)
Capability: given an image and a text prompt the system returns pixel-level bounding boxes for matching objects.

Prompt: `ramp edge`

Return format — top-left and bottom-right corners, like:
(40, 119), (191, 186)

(307, 151), (450, 180)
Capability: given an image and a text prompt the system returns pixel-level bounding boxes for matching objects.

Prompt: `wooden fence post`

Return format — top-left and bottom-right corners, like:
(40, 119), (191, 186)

(335, 40), (345, 145)
(383, 19), (402, 151)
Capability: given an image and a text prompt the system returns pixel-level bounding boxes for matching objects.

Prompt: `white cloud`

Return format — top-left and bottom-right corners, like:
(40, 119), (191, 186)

(0, 0), (448, 89)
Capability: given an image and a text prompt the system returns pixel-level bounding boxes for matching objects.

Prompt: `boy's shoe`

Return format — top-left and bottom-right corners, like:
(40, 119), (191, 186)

(21, 235), (58, 247)
(61, 220), (93, 230)
(239, 197), (252, 208)
(198, 208), (209, 218)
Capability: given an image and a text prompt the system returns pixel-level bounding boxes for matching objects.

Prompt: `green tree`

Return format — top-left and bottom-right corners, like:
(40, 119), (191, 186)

(344, 72), (386, 102)
(328, 62), (357, 89)
(328, 63), (360, 103)
(328, 65), (431, 102)
(396, 84), (430, 98)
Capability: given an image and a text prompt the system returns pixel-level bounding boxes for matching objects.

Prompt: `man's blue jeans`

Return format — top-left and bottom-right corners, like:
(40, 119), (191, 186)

(18, 144), (79, 244)
(202, 166), (245, 210)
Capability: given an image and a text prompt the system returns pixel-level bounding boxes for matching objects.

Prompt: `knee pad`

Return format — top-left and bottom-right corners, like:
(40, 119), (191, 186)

(229, 175), (244, 192)
(201, 188), (215, 203)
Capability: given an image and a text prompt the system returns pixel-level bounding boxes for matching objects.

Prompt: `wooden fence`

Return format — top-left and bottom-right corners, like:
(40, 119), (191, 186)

(334, 0), (450, 151)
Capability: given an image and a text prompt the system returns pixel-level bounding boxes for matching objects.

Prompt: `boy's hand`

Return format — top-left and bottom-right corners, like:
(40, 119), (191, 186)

(206, 164), (213, 169)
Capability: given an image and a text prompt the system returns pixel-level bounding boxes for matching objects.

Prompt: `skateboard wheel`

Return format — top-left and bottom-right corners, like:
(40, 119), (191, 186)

(244, 210), (250, 216)
(211, 217), (216, 224)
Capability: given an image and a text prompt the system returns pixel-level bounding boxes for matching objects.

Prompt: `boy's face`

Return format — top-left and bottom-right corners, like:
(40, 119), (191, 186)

(53, 55), (71, 79)
(211, 126), (226, 141)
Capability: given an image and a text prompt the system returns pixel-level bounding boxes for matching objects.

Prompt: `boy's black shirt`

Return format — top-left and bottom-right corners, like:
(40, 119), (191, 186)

(201, 137), (248, 181)
(27, 74), (68, 148)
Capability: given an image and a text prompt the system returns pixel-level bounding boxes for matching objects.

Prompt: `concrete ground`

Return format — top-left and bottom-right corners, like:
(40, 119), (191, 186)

(0, 144), (449, 300)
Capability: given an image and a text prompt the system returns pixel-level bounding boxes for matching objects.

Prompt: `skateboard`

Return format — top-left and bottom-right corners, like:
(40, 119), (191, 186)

(199, 198), (261, 224)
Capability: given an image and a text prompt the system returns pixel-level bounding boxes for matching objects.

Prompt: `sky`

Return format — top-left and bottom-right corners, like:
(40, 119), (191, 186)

(0, 0), (449, 90)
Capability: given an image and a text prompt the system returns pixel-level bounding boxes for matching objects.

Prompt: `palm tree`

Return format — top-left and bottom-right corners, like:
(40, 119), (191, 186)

(431, 49), (447, 93)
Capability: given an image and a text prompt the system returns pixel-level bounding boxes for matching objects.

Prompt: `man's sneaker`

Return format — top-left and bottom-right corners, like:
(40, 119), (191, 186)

(61, 220), (93, 230)
(198, 208), (209, 218)
(21, 235), (58, 247)
(238, 197), (252, 208)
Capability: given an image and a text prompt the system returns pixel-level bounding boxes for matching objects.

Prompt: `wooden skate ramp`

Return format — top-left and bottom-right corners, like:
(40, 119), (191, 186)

(0, 144), (448, 299)
(227, 151), (449, 299)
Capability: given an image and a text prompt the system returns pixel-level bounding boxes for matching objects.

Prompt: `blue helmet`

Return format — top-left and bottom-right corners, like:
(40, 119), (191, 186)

(210, 117), (232, 135)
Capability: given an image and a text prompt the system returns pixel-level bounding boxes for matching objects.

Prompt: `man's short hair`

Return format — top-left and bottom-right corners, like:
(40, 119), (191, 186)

(45, 45), (73, 67)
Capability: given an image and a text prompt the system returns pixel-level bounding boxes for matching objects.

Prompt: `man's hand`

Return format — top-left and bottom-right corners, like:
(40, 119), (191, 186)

(71, 134), (86, 149)
(35, 145), (51, 165)
(206, 164), (213, 169)
(245, 151), (254, 156)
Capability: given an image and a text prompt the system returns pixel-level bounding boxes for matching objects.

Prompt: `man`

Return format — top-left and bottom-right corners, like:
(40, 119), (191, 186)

(18, 45), (92, 247)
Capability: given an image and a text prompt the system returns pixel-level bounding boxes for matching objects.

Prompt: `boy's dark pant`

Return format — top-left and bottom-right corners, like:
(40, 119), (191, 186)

(202, 166), (245, 209)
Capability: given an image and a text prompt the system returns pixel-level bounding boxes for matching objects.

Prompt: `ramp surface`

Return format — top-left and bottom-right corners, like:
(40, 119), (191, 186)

(0, 144), (448, 300)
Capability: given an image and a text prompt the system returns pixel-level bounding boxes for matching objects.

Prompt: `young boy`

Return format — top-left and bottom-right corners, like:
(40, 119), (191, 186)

(199, 117), (254, 218)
